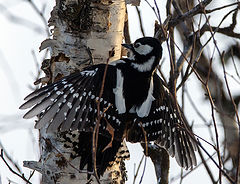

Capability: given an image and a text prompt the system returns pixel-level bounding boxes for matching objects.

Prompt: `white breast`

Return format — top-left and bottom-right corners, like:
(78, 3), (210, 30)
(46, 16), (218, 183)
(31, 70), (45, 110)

(136, 77), (155, 117)
(113, 69), (126, 114)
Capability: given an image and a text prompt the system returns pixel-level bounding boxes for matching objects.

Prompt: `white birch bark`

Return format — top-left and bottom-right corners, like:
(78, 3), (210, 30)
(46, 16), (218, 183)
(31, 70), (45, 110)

(24, 1), (126, 183)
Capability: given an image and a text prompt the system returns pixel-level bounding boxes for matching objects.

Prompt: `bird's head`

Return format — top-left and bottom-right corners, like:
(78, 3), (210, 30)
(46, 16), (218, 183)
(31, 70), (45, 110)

(122, 37), (162, 72)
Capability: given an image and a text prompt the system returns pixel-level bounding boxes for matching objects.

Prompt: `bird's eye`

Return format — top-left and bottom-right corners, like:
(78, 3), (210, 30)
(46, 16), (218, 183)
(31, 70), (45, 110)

(134, 43), (140, 48)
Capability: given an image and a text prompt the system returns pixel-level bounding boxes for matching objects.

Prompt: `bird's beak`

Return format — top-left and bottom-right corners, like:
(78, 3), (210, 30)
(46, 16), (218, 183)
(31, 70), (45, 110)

(122, 43), (134, 51)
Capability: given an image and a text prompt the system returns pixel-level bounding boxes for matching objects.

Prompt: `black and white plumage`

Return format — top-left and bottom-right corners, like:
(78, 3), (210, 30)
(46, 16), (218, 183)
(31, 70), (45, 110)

(20, 37), (197, 176)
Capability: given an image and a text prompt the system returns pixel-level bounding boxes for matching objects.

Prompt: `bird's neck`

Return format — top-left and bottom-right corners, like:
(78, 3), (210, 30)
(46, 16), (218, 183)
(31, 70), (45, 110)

(123, 55), (159, 74)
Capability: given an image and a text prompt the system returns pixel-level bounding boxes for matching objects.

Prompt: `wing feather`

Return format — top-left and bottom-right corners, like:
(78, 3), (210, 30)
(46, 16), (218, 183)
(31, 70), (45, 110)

(23, 73), (81, 101)
(20, 65), (122, 136)
(46, 76), (93, 132)
(34, 75), (88, 129)
(127, 73), (197, 169)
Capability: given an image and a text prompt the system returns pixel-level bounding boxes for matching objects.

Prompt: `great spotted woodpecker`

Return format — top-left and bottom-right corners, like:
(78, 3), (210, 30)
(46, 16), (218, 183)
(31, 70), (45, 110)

(20, 37), (197, 178)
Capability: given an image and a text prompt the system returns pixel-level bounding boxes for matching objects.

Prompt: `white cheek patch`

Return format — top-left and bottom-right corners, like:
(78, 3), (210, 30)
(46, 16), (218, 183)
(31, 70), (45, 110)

(135, 44), (153, 55)
(131, 56), (155, 72)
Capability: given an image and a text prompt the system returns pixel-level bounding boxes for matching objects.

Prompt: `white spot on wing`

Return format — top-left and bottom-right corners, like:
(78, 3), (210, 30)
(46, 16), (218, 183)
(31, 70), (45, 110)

(75, 106), (80, 112)
(56, 91), (62, 95)
(67, 102), (72, 108)
(70, 87), (75, 93)
(73, 93), (79, 98)
(81, 69), (97, 76)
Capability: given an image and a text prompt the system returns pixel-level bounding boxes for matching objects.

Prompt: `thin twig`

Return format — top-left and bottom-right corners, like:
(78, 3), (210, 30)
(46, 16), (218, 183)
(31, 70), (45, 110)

(230, 48), (240, 79)
(0, 149), (32, 184)
(25, 0), (50, 36)
(139, 157), (147, 184)
(198, 147), (217, 184)
(133, 155), (145, 184)
(135, 6), (145, 37)
(92, 48), (115, 183)
(0, 141), (22, 174)
(205, 2), (240, 14)
(171, 152), (217, 183)
(220, 53), (240, 183)
(200, 2), (240, 182)
(168, 0), (213, 28)
(197, 141), (235, 184)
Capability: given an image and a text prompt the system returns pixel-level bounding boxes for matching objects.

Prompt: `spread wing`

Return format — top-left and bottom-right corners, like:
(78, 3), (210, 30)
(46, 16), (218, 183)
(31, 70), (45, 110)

(20, 64), (124, 139)
(20, 64), (130, 177)
(126, 73), (197, 169)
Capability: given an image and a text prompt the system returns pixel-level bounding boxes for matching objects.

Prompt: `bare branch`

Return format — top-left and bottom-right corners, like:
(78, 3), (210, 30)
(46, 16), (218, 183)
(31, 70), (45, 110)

(168, 0), (213, 28)
(0, 149), (32, 184)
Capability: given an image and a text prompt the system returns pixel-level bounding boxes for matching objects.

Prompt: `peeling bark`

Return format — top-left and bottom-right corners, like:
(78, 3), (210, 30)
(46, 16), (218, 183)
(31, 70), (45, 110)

(40, 0), (126, 81)
(24, 1), (126, 183)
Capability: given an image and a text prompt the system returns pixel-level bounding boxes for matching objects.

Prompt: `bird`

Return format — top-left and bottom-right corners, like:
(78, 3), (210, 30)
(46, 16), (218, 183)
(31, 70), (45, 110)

(20, 37), (197, 178)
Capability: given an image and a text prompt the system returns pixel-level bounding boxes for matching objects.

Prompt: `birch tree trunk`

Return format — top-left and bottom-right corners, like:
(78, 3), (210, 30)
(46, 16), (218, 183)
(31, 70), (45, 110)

(24, 1), (126, 183)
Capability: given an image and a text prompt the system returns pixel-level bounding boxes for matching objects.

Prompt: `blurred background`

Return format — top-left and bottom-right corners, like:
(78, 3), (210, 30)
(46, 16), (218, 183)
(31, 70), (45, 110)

(0, 0), (240, 183)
